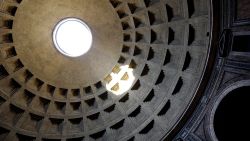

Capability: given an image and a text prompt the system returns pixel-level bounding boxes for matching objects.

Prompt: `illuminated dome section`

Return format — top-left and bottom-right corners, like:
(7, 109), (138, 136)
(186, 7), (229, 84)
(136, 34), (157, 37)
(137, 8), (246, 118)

(53, 18), (93, 57)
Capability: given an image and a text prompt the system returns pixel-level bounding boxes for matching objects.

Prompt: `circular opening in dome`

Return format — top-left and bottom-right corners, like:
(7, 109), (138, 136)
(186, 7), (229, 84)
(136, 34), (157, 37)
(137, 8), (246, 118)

(213, 86), (250, 141)
(53, 18), (93, 57)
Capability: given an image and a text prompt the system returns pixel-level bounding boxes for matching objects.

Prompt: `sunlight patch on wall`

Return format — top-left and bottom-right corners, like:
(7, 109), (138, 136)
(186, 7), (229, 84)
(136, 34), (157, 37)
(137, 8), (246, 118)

(105, 65), (135, 95)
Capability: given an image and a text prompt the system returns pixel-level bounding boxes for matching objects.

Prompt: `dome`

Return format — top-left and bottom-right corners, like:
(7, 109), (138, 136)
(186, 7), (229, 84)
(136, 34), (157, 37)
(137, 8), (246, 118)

(0, 0), (213, 140)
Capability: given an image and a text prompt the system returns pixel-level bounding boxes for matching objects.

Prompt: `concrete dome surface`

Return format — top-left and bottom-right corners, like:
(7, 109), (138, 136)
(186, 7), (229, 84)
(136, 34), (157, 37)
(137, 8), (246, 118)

(0, 0), (211, 140)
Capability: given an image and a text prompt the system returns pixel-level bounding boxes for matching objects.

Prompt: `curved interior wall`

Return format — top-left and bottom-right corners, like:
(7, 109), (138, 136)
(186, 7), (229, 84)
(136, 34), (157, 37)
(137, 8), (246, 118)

(174, 0), (250, 141)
